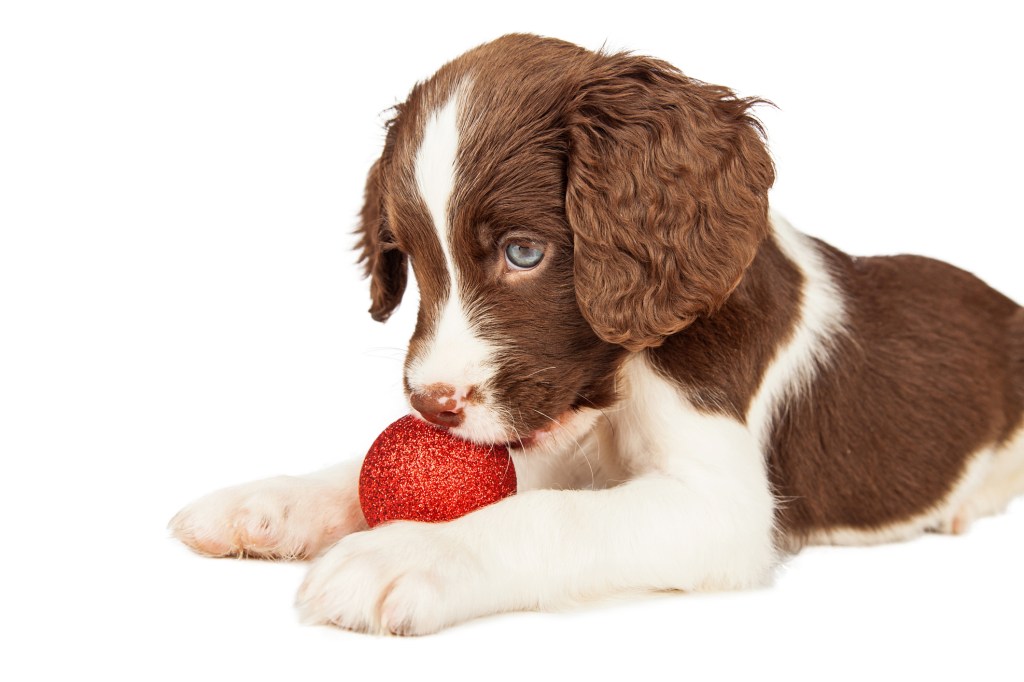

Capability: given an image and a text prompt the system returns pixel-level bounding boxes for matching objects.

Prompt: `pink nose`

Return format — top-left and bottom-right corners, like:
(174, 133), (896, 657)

(409, 383), (465, 428)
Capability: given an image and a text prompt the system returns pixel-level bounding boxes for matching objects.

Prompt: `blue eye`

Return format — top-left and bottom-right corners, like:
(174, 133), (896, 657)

(505, 242), (545, 270)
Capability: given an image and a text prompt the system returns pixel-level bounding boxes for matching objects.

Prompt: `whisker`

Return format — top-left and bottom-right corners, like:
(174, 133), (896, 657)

(493, 404), (529, 486)
(521, 366), (557, 381)
(531, 408), (596, 489)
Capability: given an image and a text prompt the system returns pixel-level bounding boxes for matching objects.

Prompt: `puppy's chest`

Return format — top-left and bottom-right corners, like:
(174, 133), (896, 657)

(602, 355), (758, 477)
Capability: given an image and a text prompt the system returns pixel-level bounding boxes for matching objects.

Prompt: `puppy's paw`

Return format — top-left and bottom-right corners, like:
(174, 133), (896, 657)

(169, 475), (362, 560)
(296, 522), (489, 635)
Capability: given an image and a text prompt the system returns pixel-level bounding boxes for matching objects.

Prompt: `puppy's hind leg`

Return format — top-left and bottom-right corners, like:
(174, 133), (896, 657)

(943, 308), (1024, 534)
(943, 432), (1024, 534)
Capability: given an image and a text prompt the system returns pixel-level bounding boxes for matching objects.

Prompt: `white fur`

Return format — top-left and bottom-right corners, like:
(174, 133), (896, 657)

(746, 212), (847, 449)
(609, 354), (778, 582)
(509, 407), (615, 490)
(959, 426), (1024, 527)
(414, 92), (460, 278)
(169, 462), (364, 559)
(297, 354), (778, 634)
(407, 85), (507, 445)
(405, 294), (506, 445)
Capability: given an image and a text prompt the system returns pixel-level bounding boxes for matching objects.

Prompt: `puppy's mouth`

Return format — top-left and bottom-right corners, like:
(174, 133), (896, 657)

(507, 411), (574, 450)
(410, 400), (590, 452)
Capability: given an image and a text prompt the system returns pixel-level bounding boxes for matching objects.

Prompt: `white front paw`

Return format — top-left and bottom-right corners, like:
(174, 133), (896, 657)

(296, 522), (488, 635)
(169, 475), (362, 560)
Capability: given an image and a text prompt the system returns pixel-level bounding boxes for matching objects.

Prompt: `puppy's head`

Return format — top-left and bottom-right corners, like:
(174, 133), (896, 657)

(356, 34), (774, 447)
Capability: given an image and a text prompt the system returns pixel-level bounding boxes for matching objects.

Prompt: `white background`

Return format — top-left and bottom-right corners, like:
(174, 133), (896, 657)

(2, 1), (1022, 679)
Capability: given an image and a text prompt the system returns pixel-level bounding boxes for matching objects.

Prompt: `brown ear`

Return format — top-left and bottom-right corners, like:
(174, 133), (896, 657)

(565, 54), (775, 351)
(355, 158), (407, 322)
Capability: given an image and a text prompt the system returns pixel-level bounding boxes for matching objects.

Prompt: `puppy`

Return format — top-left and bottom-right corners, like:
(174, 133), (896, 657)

(171, 33), (1024, 635)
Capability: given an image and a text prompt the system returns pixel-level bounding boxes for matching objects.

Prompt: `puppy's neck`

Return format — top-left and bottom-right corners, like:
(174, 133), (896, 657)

(645, 229), (807, 419)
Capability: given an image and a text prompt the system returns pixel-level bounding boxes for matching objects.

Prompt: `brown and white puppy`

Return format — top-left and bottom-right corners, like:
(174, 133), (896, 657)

(171, 34), (1024, 635)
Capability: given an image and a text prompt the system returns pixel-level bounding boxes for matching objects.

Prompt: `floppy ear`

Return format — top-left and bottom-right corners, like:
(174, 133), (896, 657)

(565, 54), (775, 352)
(355, 158), (407, 322)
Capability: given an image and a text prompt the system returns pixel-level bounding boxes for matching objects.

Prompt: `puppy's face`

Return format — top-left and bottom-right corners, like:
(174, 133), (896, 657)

(370, 77), (624, 448)
(356, 35), (776, 447)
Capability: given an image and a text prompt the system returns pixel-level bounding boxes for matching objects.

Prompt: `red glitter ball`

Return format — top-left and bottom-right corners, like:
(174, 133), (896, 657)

(358, 415), (517, 527)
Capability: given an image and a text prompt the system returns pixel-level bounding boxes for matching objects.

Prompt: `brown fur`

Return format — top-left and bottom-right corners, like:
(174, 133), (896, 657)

(565, 53), (776, 352)
(647, 234), (803, 420)
(355, 33), (1024, 545)
(770, 248), (1023, 542)
(370, 36), (633, 436)
(355, 158), (407, 322)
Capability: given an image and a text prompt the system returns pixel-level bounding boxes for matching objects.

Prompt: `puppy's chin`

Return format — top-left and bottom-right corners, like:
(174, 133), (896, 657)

(509, 407), (602, 453)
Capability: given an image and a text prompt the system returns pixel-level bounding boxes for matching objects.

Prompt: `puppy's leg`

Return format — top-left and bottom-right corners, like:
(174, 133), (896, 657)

(169, 409), (609, 561)
(170, 462), (365, 560)
(946, 429), (1024, 534)
(297, 466), (777, 635)
(939, 310), (1024, 535)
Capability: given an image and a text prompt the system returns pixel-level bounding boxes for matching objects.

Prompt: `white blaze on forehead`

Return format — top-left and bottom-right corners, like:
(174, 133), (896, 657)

(414, 93), (461, 280)
(408, 85), (504, 443)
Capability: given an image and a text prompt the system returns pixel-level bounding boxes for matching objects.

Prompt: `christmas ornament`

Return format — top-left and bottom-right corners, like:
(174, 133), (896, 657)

(358, 415), (517, 527)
